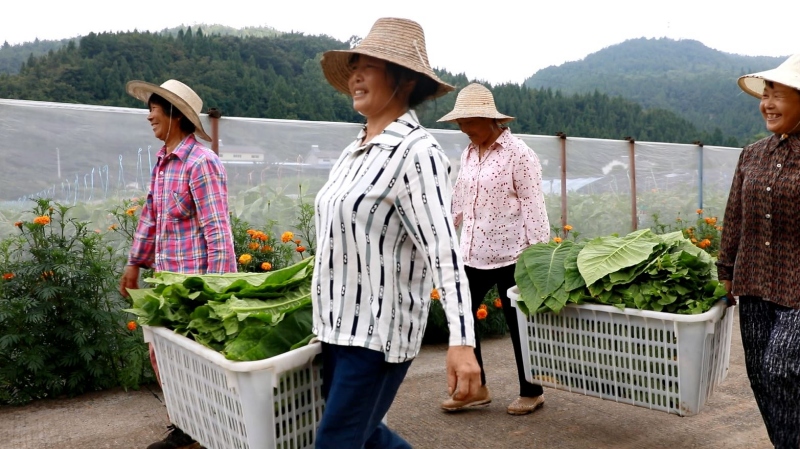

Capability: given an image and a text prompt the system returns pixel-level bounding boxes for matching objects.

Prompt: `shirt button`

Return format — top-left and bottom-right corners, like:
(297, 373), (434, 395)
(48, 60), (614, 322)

(766, 214), (771, 219)
(766, 187), (771, 191)
(777, 164), (782, 168)
(159, 171), (164, 176)
(765, 242), (770, 246)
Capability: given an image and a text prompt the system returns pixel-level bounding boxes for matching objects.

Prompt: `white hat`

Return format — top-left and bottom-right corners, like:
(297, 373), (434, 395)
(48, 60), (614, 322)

(738, 54), (800, 98)
(126, 79), (211, 141)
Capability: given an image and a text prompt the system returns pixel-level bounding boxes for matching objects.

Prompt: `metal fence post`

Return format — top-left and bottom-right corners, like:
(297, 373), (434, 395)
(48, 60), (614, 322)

(208, 108), (221, 155)
(558, 132), (568, 228)
(626, 136), (637, 231)
(694, 140), (704, 211)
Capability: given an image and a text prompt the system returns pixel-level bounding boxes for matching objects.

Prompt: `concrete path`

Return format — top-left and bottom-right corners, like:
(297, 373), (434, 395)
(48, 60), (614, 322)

(0, 309), (771, 449)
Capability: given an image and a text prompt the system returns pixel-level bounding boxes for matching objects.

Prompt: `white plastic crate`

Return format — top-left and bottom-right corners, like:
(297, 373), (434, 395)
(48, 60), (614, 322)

(143, 326), (324, 449)
(508, 286), (734, 416)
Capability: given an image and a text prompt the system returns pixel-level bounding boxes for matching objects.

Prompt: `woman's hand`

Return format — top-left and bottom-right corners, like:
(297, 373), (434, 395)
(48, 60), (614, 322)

(119, 265), (140, 297)
(722, 280), (737, 307)
(446, 345), (481, 401)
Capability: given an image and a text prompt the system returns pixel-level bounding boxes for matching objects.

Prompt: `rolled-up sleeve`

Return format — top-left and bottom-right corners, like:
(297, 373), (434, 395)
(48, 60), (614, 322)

(128, 191), (156, 268)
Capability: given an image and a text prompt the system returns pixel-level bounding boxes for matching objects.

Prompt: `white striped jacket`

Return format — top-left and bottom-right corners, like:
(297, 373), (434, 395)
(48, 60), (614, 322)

(312, 111), (476, 363)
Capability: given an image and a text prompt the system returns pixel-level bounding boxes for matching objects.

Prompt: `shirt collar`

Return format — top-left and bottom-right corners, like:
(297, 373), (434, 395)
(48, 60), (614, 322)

(467, 127), (512, 155)
(157, 134), (196, 161)
(349, 110), (421, 154)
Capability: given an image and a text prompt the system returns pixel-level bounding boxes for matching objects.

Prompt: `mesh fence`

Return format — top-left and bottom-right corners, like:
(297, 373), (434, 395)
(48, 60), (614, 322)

(0, 99), (743, 239)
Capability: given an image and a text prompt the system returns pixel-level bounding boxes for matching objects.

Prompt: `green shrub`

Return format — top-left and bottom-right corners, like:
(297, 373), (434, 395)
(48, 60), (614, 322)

(0, 199), (152, 406)
(423, 285), (508, 344)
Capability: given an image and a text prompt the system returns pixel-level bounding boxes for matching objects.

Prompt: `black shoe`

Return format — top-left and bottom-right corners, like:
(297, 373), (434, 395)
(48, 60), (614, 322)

(147, 424), (201, 449)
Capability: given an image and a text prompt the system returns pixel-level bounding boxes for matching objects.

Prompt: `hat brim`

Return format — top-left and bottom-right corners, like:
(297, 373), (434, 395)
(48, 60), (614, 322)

(126, 81), (211, 141)
(321, 49), (454, 101)
(738, 69), (800, 98)
(437, 110), (514, 124)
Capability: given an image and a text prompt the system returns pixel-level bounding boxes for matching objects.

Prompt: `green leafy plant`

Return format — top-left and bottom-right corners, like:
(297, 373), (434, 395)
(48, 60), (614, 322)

(514, 228), (727, 316)
(424, 285), (508, 344)
(125, 257), (315, 361)
(0, 199), (152, 406)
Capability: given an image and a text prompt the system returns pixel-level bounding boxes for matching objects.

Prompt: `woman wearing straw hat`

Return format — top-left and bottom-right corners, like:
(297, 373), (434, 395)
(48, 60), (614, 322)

(718, 55), (800, 448)
(119, 79), (236, 449)
(438, 83), (549, 416)
(315, 17), (481, 448)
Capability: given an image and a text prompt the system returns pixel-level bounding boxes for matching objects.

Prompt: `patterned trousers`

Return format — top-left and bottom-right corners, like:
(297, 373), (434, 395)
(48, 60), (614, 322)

(739, 296), (800, 449)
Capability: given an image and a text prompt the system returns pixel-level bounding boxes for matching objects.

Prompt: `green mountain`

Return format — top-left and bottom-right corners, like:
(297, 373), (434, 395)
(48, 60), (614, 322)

(524, 37), (785, 142)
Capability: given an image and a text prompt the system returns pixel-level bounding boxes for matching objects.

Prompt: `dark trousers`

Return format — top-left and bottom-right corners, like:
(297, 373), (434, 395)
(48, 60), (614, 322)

(316, 343), (412, 449)
(465, 264), (543, 398)
(739, 296), (800, 449)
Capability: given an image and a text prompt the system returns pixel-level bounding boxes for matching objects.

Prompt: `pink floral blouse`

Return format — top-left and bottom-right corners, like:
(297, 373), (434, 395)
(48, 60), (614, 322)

(452, 128), (550, 269)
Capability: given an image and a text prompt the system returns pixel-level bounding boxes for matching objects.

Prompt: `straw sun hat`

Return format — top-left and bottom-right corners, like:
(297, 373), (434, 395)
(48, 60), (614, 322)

(738, 54), (800, 98)
(437, 83), (514, 124)
(320, 17), (454, 100)
(126, 79), (211, 141)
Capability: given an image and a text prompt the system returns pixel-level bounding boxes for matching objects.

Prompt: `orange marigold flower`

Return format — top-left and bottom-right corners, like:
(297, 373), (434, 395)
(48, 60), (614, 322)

(261, 245), (273, 253)
(563, 224), (573, 231)
(281, 231), (294, 243)
(248, 242), (260, 250)
(294, 239), (302, 245)
(261, 262), (272, 271)
(716, 226), (723, 231)
(246, 229), (257, 236)
(125, 206), (138, 216)
(296, 246), (306, 253)
(553, 237), (563, 244)
(254, 232), (268, 242)
(430, 288), (440, 300)
(108, 224), (118, 231)
(127, 321), (138, 331)
(2, 273), (14, 280)
(14, 221), (23, 228)
(691, 238), (698, 243)
(33, 215), (51, 225)
(696, 209), (703, 214)
(493, 298), (503, 308)
(238, 254), (253, 264)
(476, 308), (488, 320)
(704, 217), (717, 225)
(699, 239), (712, 249)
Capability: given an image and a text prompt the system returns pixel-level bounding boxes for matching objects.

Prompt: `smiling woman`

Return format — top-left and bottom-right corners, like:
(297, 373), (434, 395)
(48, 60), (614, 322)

(312, 17), (481, 449)
(718, 54), (800, 448)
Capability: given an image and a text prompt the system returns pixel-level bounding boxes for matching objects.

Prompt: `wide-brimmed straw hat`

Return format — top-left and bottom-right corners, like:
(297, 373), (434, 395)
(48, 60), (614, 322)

(738, 54), (800, 98)
(437, 83), (514, 123)
(126, 79), (211, 141)
(320, 17), (454, 100)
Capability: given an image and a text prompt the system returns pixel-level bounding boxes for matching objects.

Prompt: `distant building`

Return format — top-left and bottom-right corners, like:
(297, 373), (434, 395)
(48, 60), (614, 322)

(218, 141), (265, 164)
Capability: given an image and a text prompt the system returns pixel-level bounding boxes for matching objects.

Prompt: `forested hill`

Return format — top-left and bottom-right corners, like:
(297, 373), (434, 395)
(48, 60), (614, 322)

(524, 38), (784, 142)
(0, 29), (737, 145)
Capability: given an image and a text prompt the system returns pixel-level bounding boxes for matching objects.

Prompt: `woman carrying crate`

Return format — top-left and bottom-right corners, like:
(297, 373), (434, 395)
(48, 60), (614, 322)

(718, 54), (800, 449)
(312, 17), (481, 448)
(437, 84), (550, 415)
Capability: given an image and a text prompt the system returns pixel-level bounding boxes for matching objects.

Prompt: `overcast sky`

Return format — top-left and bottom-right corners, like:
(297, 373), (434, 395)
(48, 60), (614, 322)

(2, 0), (797, 85)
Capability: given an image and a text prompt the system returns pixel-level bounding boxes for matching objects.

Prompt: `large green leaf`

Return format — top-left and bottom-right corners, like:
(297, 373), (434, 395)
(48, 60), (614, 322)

(525, 241), (572, 298)
(563, 241), (586, 292)
(577, 229), (660, 286)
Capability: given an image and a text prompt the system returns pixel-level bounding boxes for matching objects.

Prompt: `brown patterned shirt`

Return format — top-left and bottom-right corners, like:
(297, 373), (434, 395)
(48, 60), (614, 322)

(717, 133), (800, 309)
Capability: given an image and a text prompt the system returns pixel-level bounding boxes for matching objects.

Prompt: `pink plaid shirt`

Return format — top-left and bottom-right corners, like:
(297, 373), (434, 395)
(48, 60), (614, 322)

(128, 134), (236, 274)
(452, 128), (550, 269)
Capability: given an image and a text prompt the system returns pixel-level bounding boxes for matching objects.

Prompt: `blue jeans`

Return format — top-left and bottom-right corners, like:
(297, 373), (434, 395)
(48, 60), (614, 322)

(316, 343), (413, 449)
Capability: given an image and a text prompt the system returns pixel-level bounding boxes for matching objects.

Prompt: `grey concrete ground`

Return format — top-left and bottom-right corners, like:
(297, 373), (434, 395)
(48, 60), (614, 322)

(0, 309), (771, 449)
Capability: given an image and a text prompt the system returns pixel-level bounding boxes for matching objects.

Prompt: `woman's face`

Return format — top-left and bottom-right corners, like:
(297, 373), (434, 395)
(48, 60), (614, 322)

(348, 55), (403, 120)
(147, 102), (181, 142)
(760, 82), (800, 135)
(456, 117), (499, 148)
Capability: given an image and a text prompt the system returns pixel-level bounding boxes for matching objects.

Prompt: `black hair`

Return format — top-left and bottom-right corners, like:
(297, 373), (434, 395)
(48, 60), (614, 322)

(764, 80), (800, 96)
(147, 93), (196, 135)
(348, 54), (440, 109)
